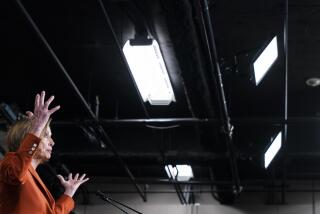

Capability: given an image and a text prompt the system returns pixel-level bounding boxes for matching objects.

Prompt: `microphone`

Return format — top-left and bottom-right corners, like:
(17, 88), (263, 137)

(96, 190), (108, 199)
(95, 190), (142, 214)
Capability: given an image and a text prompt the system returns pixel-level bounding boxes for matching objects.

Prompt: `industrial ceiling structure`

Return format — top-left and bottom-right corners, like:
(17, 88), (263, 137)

(1, 0), (320, 205)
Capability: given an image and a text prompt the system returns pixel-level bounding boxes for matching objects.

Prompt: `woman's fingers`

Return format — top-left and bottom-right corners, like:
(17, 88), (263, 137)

(68, 173), (73, 180)
(40, 91), (46, 106)
(40, 91), (45, 106)
(34, 91), (60, 114)
(34, 94), (40, 109)
(48, 105), (60, 114)
(57, 175), (66, 183)
(79, 173), (86, 180)
(80, 178), (89, 184)
(44, 95), (55, 109)
(26, 111), (34, 118)
(74, 173), (79, 180)
(36, 91), (61, 115)
(70, 173), (89, 185)
(77, 174), (88, 184)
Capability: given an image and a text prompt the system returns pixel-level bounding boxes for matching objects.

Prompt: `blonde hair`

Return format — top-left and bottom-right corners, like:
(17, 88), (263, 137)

(5, 118), (51, 152)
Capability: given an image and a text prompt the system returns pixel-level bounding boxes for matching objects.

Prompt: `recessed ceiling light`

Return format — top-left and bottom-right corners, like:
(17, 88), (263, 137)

(306, 77), (320, 87)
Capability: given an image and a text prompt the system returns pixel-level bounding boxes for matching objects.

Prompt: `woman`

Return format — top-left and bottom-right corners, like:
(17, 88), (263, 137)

(0, 91), (88, 213)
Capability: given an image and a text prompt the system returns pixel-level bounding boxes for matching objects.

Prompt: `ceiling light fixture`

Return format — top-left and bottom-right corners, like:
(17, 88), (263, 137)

(165, 165), (194, 181)
(123, 39), (176, 105)
(253, 36), (278, 85)
(264, 131), (282, 168)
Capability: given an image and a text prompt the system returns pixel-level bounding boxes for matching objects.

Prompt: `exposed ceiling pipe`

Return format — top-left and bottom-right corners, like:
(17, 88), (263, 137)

(88, 188), (320, 194)
(1, 116), (317, 127)
(281, 0), (289, 205)
(49, 117), (320, 127)
(283, 0), (289, 142)
(198, 0), (241, 194)
(90, 177), (320, 186)
(58, 151), (228, 165)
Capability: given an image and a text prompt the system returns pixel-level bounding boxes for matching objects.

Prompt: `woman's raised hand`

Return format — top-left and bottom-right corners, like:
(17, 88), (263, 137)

(29, 91), (60, 137)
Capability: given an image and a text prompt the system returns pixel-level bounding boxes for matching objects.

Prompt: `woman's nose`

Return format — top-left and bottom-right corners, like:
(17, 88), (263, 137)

(50, 138), (55, 146)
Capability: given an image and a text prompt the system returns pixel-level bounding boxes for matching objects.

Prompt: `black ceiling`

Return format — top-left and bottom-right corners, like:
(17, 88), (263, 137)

(1, 0), (320, 204)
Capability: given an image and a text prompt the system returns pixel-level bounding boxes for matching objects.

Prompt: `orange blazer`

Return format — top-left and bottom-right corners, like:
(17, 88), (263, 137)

(0, 134), (74, 214)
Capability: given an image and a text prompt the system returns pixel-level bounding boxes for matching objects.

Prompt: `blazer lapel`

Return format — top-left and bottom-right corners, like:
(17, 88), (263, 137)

(28, 166), (55, 206)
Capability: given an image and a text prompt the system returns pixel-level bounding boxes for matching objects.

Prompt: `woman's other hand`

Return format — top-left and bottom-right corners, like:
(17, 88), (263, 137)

(57, 173), (89, 198)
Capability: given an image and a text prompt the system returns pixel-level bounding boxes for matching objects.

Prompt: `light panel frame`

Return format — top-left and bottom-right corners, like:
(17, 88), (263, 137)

(123, 39), (176, 105)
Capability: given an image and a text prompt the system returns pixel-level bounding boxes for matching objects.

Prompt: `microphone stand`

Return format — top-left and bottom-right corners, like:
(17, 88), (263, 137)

(96, 190), (143, 214)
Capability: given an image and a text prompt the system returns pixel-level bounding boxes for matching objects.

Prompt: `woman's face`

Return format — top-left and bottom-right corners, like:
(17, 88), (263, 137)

(35, 127), (54, 162)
